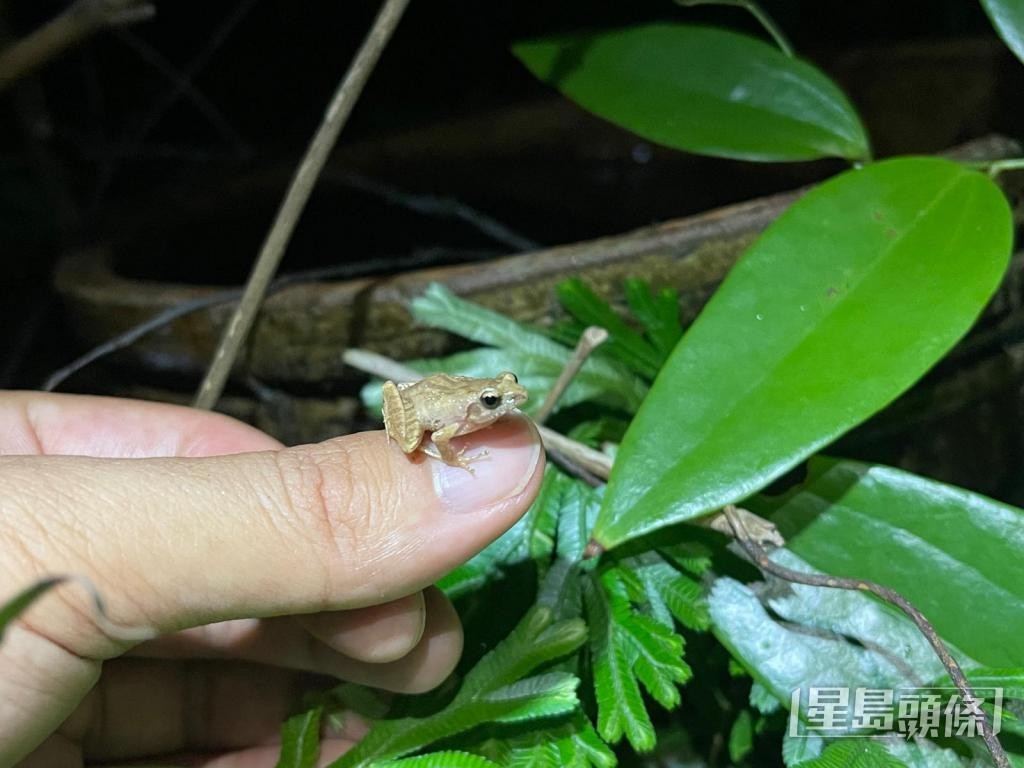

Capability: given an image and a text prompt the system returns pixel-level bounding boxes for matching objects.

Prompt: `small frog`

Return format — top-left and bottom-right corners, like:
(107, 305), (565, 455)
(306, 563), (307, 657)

(382, 372), (528, 470)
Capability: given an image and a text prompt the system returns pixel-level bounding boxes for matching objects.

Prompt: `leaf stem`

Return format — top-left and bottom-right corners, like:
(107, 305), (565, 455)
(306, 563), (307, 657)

(676, 0), (794, 57)
(739, 1), (794, 58)
(192, 0), (411, 410)
(967, 157), (1024, 179)
(534, 326), (609, 425)
(722, 505), (1011, 768)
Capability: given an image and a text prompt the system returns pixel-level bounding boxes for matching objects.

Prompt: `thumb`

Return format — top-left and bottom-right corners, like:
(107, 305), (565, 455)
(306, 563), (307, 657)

(0, 417), (543, 657)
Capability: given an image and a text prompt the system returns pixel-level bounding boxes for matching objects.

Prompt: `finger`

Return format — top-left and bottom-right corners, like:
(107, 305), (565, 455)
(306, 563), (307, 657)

(1, 418), (539, 655)
(133, 587), (460, 694)
(0, 391), (282, 458)
(132, 590), (437, 669)
(296, 591), (426, 663)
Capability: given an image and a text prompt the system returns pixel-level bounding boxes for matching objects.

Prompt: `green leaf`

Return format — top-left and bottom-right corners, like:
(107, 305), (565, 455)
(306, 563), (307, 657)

(0, 577), (64, 641)
(471, 709), (616, 768)
(379, 752), (501, 768)
(728, 709), (755, 763)
(513, 23), (869, 162)
(749, 457), (1024, 667)
(982, 0), (1024, 65)
(595, 157), (1013, 549)
(458, 607), (587, 702)
(330, 607), (586, 768)
(623, 279), (683, 360)
(276, 706), (322, 768)
(584, 568), (692, 752)
(794, 740), (906, 768)
(556, 278), (664, 379)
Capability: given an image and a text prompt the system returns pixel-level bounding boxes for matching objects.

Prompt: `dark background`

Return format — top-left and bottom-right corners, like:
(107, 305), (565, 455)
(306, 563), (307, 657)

(2, 0), (1022, 386)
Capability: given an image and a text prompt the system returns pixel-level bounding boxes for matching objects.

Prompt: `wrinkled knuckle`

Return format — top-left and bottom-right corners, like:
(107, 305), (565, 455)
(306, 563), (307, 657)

(271, 443), (398, 566)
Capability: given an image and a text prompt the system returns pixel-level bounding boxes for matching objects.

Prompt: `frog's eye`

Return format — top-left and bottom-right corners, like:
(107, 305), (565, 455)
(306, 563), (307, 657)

(480, 391), (501, 409)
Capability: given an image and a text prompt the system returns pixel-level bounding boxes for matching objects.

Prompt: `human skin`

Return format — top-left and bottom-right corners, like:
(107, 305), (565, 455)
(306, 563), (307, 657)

(0, 392), (544, 767)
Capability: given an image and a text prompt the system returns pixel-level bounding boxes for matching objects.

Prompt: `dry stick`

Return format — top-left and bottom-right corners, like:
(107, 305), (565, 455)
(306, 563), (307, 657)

(722, 505), (1010, 768)
(192, 0), (411, 411)
(0, 0), (154, 92)
(533, 326), (609, 425)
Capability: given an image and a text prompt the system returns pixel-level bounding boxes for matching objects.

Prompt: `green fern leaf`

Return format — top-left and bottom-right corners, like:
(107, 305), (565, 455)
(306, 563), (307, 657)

(623, 278), (683, 359)
(328, 606), (588, 767)
(556, 278), (663, 378)
(276, 705), (322, 768)
(794, 740), (907, 768)
(378, 751), (502, 768)
(459, 606), (586, 701)
(584, 576), (656, 751)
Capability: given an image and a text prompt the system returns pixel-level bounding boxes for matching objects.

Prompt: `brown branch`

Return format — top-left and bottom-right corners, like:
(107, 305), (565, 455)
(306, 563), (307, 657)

(0, 0), (154, 93)
(722, 505), (1009, 768)
(192, 0), (411, 410)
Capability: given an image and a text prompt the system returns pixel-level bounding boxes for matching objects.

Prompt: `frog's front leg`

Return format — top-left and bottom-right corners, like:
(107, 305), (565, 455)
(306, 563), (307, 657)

(427, 423), (489, 471)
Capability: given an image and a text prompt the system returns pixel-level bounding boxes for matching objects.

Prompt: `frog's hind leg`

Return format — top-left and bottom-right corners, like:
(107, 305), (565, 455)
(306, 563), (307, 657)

(381, 380), (422, 453)
(428, 424), (489, 472)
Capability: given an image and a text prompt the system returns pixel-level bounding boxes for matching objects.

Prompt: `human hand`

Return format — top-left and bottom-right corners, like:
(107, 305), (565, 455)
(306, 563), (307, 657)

(0, 392), (543, 767)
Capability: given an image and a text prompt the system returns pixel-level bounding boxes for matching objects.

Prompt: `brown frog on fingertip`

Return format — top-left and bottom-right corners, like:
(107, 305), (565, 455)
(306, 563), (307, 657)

(381, 372), (528, 472)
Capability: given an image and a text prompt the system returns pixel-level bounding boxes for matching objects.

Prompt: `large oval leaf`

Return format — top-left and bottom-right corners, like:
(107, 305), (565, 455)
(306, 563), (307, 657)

(982, 0), (1024, 66)
(512, 23), (869, 162)
(748, 457), (1024, 667)
(594, 157), (1012, 549)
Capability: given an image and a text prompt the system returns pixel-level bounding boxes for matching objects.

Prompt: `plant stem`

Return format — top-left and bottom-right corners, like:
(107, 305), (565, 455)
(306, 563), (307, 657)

(0, 0), (154, 92)
(723, 506), (1010, 768)
(192, 0), (411, 410)
(533, 326), (609, 425)
(740, 0), (794, 58)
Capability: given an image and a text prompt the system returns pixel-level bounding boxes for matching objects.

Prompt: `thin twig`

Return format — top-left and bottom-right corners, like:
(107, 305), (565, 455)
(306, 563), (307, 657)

(723, 505), (1010, 768)
(0, 0), (154, 92)
(333, 171), (540, 252)
(192, 0), (411, 410)
(534, 326), (609, 425)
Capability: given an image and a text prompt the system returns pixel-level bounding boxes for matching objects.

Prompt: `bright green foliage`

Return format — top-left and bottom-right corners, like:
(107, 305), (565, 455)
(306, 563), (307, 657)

(0, 576), (64, 642)
(595, 157), (1013, 549)
(472, 710), (616, 768)
(329, 606), (587, 767)
(513, 24), (869, 162)
(584, 566), (693, 752)
(276, 706), (323, 768)
(555, 278), (682, 379)
(981, 0), (1024, 65)
(749, 457), (1024, 667)
(794, 740), (907, 768)
(727, 709), (754, 763)
(360, 283), (647, 415)
(378, 752), (501, 768)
